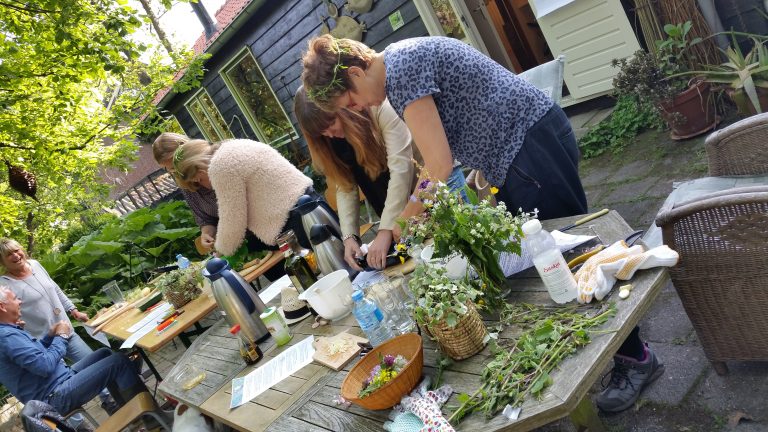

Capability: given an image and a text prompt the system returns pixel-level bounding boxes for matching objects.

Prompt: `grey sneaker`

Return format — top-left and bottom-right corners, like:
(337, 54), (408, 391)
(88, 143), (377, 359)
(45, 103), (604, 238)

(596, 344), (665, 413)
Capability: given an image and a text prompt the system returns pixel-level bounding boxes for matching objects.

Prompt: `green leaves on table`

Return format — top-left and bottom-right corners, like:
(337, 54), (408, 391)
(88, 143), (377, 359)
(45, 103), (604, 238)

(448, 302), (616, 424)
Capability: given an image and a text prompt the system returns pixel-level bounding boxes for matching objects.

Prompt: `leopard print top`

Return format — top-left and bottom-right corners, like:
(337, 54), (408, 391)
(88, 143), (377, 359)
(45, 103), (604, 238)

(384, 36), (553, 186)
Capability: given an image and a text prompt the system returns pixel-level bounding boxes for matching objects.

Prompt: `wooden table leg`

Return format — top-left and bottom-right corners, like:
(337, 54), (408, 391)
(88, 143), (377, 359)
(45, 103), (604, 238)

(569, 395), (606, 432)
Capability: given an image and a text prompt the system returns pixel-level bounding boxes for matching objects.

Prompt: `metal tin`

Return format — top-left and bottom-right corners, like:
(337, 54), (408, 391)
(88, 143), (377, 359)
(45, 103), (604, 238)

(260, 306), (292, 346)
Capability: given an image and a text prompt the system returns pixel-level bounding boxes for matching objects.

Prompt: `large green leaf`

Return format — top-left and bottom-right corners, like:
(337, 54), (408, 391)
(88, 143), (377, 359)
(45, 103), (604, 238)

(153, 227), (200, 241)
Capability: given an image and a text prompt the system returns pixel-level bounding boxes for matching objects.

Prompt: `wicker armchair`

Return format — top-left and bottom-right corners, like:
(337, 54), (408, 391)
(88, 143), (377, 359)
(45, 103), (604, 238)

(706, 113), (768, 176)
(655, 186), (768, 375)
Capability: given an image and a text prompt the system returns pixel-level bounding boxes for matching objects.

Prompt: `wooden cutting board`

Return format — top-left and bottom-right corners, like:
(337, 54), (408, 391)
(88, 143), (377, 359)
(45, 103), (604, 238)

(313, 332), (369, 371)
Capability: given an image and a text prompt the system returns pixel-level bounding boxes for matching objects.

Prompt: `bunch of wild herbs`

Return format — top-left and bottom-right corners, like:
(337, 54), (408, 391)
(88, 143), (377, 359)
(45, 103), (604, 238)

(448, 302), (616, 423)
(400, 178), (529, 308)
(408, 264), (483, 328)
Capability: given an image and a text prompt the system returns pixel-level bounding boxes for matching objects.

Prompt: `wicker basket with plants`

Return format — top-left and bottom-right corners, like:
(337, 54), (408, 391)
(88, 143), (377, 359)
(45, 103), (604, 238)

(154, 266), (203, 309)
(408, 264), (487, 360)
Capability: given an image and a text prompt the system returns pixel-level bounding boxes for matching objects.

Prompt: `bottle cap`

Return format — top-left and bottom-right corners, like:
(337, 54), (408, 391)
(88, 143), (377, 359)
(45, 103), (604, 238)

(351, 289), (364, 301)
(521, 219), (542, 236)
(229, 324), (241, 334)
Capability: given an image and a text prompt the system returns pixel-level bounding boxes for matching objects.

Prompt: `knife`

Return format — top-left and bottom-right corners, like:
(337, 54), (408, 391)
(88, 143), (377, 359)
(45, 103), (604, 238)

(558, 209), (609, 232)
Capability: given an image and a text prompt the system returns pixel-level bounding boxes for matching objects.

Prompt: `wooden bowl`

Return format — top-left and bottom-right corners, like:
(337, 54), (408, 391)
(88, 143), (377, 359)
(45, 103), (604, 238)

(340, 333), (423, 410)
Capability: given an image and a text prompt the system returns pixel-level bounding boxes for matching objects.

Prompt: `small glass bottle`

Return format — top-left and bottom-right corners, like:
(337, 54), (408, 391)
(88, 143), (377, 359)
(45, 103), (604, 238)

(282, 244), (317, 293)
(229, 324), (262, 365)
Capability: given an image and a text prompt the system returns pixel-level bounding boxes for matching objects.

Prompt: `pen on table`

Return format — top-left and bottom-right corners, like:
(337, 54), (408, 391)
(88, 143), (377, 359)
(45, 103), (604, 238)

(156, 310), (184, 331)
(157, 309), (184, 326)
(156, 318), (179, 334)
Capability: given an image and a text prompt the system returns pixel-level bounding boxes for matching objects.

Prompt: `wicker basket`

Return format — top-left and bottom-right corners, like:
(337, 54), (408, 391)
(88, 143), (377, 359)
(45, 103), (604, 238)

(164, 285), (201, 309)
(340, 333), (424, 410)
(427, 302), (487, 360)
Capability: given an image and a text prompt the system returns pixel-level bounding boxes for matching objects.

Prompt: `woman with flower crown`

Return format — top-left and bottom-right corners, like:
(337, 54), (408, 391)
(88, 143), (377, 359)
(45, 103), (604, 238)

(300, 35), (587, 234)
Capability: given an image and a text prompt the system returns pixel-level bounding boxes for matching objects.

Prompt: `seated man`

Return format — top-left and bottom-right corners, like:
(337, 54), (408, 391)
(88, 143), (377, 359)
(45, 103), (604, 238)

(0, 285), (143, 421)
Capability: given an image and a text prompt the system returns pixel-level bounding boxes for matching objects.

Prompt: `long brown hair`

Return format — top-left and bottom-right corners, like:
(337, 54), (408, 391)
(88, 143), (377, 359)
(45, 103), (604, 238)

(294, 86), (387, 192)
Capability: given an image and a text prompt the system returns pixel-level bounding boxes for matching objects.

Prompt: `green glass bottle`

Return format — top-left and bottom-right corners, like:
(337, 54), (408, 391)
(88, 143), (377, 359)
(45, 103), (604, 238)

(282, 245), (317, 293)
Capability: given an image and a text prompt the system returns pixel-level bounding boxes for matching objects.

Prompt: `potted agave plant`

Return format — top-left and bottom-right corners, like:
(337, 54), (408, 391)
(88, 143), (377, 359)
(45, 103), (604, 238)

(678, 36), (768, 115)
(613, 22), (718, 139)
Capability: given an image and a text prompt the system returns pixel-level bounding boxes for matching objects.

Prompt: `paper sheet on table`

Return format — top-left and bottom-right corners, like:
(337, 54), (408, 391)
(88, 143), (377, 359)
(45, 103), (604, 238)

(127, 302), (172, 333)
(84, 325), (111, 347)
(120, 319), (159, 349)
(230, 336), (315, 409)
(500, 231), (596, 276)
(258, 275), (291, 304)
(530, 0), (576, 18)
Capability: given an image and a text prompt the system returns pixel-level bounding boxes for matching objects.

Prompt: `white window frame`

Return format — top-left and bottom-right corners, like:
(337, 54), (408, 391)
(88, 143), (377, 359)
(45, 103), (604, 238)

(184, 88), (232, 142)
(413, 0), (490, 56)
(219, 47), (298, 147)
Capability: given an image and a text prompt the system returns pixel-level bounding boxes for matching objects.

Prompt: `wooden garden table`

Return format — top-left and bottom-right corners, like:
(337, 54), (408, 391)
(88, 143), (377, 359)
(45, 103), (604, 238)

(158, 210), (669, 431)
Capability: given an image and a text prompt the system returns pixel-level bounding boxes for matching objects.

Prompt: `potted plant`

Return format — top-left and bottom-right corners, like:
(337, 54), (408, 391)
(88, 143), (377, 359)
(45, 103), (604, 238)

(678, 36), (768, 115)
(153, 266), (203, 308)
(613, 22), (718, 139)
(399, 177), (528, 309)
(408, 264), (487, 360)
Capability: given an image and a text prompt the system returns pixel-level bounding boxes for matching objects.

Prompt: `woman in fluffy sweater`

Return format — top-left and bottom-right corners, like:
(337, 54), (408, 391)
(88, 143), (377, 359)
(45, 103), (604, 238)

(172, 139), (319, 256)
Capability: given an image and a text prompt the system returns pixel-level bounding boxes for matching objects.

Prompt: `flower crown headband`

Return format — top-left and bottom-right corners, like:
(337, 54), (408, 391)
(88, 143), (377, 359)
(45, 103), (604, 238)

(307, 39), (351, 103)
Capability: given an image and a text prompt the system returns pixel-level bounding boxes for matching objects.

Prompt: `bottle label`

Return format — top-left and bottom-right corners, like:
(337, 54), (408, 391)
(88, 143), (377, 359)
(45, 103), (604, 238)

(533, 249), (577, 303)
(373, 307), (384, 322)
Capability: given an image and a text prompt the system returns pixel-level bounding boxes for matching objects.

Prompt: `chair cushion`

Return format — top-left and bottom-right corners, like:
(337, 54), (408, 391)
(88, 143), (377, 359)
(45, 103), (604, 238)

(518, 55), (566, 105)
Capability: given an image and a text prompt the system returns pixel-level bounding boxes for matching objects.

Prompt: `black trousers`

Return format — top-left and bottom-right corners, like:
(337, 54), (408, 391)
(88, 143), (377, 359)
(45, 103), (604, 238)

(496, 104), (588, 220)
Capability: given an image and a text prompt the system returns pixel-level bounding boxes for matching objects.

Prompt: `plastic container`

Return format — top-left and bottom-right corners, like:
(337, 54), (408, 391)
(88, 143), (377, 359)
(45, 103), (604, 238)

(101, 281), (124, 305)
(521, 219), (577, 304)
(351, 289), (393, 347)
(176, 254), (191, 269)
(173, 364), (206, 390)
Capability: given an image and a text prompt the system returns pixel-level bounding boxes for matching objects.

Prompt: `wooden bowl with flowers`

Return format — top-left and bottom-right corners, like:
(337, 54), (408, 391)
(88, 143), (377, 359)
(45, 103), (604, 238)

(340, 333), (424, 410)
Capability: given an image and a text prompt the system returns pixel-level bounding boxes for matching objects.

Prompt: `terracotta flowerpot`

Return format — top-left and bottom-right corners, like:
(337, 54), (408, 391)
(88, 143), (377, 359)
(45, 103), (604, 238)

(658, 80), (718, 140)
(727, 87), (768, 116)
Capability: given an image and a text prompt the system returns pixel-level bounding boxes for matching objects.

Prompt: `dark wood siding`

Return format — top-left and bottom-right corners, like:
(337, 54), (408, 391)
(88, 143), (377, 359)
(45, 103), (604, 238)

(164, 0), (428, 149)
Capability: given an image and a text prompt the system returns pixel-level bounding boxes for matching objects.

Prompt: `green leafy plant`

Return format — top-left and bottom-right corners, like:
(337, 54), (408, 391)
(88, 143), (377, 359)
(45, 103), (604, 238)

(408, 264), (483, 328)
(400, 177), (529, 308)
(578, 95), (665, 158)
(40, 200), (200, 316)
(448, 302), (615, 423)
(153, 265), (203, 305)
(655, 22), (702, 92)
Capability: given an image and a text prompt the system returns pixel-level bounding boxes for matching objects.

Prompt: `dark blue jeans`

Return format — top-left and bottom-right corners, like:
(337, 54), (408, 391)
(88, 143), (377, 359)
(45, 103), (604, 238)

(497, 105), (588, 220)
(47, 348), (141, 415)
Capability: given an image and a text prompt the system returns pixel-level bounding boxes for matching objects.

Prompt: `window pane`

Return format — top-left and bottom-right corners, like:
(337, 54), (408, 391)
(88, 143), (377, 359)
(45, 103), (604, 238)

(429, 0), (467, 40)
(165, 116), (186, 136)
(197, 93), (233, 140)
(188, 100), (221, 141)
(225, 53), (293, 144)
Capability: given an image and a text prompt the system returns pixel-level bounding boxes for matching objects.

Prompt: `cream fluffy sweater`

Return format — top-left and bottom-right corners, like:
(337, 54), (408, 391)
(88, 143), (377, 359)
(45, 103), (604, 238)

(209, 139), (313, 255)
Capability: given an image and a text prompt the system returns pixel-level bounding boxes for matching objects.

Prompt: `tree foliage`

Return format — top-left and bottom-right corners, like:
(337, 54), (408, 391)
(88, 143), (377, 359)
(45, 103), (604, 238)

(0, 0), (208, 252)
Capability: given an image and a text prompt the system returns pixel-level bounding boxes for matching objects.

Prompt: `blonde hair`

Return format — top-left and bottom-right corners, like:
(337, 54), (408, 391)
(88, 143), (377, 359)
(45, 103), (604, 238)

(301, 35), (376, 110)
(173, 139), (221, 191)
(294, 87), (387, 192)
(0, 238), (26, 270)
(152, 132), (189, 164)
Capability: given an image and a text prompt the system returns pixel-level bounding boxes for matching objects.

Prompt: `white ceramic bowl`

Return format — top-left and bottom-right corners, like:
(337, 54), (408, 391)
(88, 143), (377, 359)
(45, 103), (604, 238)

(298, 270), (354, 320)
(420, 245), (469, 280)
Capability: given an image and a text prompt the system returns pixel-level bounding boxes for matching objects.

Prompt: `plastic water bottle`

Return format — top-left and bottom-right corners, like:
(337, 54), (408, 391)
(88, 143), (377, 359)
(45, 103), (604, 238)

(176, 254), (191, 269)
(522, 219), (577, 303)
(351, 290), (393, 347)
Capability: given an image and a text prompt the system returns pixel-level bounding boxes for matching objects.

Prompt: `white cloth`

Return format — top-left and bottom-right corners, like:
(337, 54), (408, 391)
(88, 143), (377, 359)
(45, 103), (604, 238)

(336, 99), (415, 235)
(574, 241), (679, 303)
